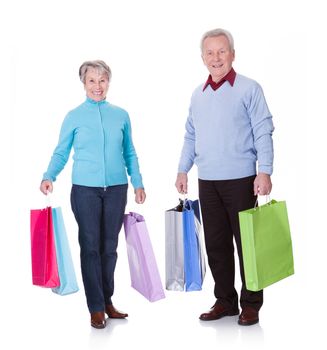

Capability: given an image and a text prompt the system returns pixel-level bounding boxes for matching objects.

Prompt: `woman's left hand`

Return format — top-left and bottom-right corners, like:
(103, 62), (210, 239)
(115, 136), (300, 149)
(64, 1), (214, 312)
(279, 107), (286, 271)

(135, 188), (146, 204)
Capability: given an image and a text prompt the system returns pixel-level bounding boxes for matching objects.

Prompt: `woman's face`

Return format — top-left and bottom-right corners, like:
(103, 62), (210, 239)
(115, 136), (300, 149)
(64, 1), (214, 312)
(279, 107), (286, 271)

(84, 68), (109, 101)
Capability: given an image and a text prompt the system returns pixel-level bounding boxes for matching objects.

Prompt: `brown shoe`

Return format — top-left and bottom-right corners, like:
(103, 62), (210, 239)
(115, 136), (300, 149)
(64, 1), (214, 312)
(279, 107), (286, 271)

(91, 311), (106, 329)
(238, 307), (259, 326)
(199, 303), (239, 321)
(105, 304), (128, 319)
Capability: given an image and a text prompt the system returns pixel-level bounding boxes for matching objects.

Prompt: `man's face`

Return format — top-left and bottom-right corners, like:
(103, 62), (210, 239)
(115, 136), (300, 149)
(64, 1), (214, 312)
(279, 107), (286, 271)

(202, 35), (235, 83)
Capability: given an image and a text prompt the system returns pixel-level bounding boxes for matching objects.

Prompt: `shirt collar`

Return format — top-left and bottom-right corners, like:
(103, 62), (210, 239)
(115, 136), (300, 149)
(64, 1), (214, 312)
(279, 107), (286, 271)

(203, 68), (236, 91)
(85, 96), (107, 105)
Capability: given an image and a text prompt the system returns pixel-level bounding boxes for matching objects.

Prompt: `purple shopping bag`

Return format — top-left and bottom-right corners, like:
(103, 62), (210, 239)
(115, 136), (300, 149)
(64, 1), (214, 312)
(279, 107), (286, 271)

(123, 212), (165, 302)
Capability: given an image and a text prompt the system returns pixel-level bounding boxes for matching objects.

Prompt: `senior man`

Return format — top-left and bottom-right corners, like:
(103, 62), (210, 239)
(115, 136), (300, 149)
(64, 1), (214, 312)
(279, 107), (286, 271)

(175, 28), (274, 326)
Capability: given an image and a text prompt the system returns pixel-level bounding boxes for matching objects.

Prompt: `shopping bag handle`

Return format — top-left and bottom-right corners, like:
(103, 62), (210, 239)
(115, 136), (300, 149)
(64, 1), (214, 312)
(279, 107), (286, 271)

(254, 194), (271, 210)
(127, 212), (145, 223)
(45, 191), (52, 208)
(181, 194), (190, 208)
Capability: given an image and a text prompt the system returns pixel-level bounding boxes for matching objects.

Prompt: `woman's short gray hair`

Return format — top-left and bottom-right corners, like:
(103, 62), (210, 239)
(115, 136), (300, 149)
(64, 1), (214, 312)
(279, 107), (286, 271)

(200, 28), (234, 52)
(79, 60), (112, 83)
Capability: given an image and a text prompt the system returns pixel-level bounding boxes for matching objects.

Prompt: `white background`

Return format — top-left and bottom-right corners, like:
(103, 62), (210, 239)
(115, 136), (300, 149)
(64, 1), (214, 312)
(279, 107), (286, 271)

(1, 0), (325, 349)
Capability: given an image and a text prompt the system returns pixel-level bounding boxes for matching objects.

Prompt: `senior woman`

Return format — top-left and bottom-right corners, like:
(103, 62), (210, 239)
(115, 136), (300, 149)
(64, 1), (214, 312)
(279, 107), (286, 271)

(40, 60), (146, 329)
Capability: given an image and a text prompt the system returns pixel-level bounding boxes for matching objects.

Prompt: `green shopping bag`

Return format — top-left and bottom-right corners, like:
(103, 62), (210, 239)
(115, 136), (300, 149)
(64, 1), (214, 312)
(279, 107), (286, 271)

(238, 200), (294, 291)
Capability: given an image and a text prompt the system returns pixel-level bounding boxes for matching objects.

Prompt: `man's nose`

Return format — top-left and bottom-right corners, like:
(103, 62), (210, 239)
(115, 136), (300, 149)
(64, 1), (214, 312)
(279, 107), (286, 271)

(214, 52), (221, 60)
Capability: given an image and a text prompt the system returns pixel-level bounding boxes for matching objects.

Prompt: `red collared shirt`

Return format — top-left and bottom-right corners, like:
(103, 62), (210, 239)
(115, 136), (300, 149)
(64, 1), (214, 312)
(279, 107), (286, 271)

(203, 68), (236, 91)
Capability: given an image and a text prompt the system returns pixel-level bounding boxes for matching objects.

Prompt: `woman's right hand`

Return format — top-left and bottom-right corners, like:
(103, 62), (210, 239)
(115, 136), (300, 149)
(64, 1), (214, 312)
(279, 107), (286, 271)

(40, 180), (53, 195)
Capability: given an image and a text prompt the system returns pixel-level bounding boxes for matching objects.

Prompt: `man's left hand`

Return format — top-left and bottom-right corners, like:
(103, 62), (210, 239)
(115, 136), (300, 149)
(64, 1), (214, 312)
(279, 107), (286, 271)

(253, 173), (272, 196)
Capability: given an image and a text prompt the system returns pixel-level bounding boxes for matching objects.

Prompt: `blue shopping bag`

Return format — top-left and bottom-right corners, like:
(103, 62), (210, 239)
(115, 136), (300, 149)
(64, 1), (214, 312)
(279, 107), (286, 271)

(51, 207), (79, 296)
(183, 200), (204, 291)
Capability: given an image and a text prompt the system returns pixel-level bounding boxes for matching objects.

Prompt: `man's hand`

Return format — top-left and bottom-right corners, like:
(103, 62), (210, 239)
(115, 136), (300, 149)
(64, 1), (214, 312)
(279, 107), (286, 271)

(253, 173), (272, 196)
(175, 173), (188, 194)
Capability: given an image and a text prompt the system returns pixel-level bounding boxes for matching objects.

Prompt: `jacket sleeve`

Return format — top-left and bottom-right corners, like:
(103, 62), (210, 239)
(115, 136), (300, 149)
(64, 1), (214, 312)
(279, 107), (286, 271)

(122, 114), (143, 189)
(178, 103), (196, 173)
(247, 83), (274, 175)
(42, 113), (75, 182)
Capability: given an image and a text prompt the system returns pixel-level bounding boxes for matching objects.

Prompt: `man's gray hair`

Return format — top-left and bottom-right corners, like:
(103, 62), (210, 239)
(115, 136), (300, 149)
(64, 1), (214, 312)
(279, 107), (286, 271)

(79, 60), (112, 83)
(200, 28), (234, 52)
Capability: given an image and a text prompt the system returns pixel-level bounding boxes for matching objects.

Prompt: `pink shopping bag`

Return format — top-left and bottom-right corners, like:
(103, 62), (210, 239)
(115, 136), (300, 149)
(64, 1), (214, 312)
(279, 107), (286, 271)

(30, 206), (60, 287)
(124, 212), (165, 302)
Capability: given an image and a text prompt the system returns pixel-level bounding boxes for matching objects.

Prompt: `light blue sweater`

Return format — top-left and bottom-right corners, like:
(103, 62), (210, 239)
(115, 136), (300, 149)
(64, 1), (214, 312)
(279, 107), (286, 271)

(43, 97), (143, 189)
(178, 73), (274, 180)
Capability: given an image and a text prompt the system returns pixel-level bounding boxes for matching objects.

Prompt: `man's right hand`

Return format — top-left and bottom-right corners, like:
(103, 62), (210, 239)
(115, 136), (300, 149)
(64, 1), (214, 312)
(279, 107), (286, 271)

(175, 173), (188, 194)
(40, 180), (53, 195)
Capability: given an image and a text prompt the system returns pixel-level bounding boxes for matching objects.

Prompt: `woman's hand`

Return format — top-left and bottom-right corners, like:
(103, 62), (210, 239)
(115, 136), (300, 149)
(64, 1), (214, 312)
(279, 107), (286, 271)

(40, 180), (53, 195)
(135, 188), (146, 204)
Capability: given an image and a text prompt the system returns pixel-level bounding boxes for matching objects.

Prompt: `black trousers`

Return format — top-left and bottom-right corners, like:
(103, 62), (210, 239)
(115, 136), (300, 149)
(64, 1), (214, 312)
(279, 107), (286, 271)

(198, 175), (263, 311)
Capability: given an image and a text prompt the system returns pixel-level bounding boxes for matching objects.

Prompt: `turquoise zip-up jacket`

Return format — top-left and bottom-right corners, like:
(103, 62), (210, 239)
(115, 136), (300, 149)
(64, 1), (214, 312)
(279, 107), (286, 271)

(43, 97), (143, 189)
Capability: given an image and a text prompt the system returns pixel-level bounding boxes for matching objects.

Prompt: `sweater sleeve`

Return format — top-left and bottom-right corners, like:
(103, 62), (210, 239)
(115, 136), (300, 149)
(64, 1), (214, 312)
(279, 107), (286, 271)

(42, 114), (75, 182)
(247, 83), (274, 175)
(122, 114), (143, 189)
(178, 104), (196, 173)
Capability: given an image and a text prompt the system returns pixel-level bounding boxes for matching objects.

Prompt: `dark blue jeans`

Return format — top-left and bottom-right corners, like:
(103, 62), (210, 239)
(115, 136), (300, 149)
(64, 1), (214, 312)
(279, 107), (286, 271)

(71, 184), (128, 313)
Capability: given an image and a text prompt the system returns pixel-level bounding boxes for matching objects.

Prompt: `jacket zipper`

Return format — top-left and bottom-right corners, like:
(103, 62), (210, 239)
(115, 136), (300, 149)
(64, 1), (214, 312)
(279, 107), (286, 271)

(98, 104), (107, 191)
